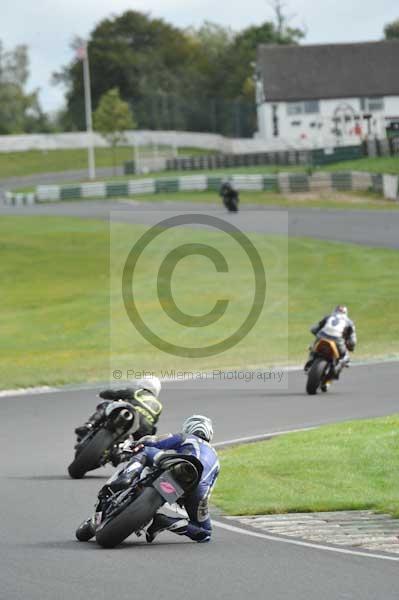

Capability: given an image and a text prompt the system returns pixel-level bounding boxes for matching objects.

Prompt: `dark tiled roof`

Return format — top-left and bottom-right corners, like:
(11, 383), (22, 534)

(257, 41), (399, 102)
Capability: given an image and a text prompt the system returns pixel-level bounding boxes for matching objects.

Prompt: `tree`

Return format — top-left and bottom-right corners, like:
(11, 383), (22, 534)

(0, 41), (51, 134)
(268, 0), (305, 43)
(226, 20), (304, 100)
(384, 19), (399, 40)
(53, 11), (196, 131)
(93, 87), (136, 173)
(53, 9), (305, 136)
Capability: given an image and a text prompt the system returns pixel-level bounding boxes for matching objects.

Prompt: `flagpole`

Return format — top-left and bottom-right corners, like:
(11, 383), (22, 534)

(82, 42), (96, 180)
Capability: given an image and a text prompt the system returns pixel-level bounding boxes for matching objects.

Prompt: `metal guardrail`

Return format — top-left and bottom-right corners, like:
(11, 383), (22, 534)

(123, 145), (364, 175)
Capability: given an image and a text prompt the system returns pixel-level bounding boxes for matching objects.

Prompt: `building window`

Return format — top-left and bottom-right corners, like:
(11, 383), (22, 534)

(368, 98), (384, 111)
(304, 100), (320, 114)
(287, 102), (303, 115)
(360, 97), (384, 112)
(287, 100), (319, 115)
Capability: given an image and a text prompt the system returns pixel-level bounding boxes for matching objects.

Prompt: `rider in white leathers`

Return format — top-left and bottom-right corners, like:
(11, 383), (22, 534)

(305, 305), (357, 377)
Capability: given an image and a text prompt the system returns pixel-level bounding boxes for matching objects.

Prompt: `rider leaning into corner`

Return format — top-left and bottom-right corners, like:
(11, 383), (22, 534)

(75, 375), (163, 467)
(74, 375), (163, 450)
(305, 305), (357, 380)
(77, 415), (219, 544)
(143, 415), (219, 543)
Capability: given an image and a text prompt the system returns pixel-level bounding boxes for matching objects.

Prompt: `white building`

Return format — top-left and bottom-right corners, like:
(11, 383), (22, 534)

(255, 41), (399, 148)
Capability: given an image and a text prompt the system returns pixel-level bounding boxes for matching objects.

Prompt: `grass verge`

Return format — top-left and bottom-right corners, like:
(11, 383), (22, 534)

(212, 414), (399, 517)
(6, 152), (399, 184)
(0, 146), (214, 180)
(0, 216), (398, 388)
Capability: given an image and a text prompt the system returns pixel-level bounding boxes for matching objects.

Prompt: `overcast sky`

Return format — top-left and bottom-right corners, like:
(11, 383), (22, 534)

(3, 0), (398, 113)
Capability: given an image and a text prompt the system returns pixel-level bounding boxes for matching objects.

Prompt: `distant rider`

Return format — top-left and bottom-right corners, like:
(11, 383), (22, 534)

(74, 376), (163, 462)
(305, 305), (357, 377)
(219, 179), (239, 212)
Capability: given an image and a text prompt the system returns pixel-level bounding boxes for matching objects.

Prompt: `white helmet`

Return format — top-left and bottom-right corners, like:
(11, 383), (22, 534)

(137, 375), (161, 397)
(182, 415), (214, 442)
(334, 305), (348, 316)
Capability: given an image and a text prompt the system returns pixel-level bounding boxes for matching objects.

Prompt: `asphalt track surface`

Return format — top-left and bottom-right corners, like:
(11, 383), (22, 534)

(2, 363), (399, 600)
(1, 198), (399, 248)
(2, 199), (399, 599)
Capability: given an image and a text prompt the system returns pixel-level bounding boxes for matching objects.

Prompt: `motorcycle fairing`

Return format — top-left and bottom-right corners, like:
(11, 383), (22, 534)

(313, 337), (340, 360)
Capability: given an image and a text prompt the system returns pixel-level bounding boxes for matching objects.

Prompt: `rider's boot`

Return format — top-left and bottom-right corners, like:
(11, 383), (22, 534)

(75, 517), (96, 542)
(334, 353), (350, 379)
(109, 437), (135, 467)
(74, 407), (105, 441)
(146, 513), (187, 543)
(146, 513), (211, 543)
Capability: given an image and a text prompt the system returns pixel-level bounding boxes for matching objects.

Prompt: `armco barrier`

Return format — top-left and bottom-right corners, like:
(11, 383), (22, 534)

(161, 145), (364, 174)
(4, 171), (398, 205)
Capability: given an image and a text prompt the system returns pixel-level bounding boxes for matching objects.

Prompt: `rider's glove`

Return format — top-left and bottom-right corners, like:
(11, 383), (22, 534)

(131, 442), (145, 455)
(120, 439), (144, 454)
(113, 440), (144, 465)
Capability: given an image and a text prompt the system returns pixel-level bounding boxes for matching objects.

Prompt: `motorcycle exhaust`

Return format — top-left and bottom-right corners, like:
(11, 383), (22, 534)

(118, 408), (133, 422)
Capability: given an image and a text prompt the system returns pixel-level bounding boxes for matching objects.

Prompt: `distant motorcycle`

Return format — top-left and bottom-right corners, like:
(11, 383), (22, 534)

(76, 451), (203, 548)
(305, 337), (343, 395)
(68, 401), (139, 479)
(220, 182), (239, 213)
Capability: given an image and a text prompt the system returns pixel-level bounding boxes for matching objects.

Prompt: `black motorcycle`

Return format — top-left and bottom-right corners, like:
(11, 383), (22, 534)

(68, 401), (139, 479)
(76, 452), (203, 548)
(220, 182), (239, 213)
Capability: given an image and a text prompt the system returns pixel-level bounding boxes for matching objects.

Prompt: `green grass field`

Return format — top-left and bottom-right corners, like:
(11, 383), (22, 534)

(1, 215), (398, 389)
(0, 146), (213, 180)
(2, 147), (399, 182)
(324, 155), (399, 175)
(213, 414), (399, 517)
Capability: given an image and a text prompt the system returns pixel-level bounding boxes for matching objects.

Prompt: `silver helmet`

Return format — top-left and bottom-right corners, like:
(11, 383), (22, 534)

(334, 305), (348, 316)
(137, 375), (161, 397)
(182, 415), (214, 442)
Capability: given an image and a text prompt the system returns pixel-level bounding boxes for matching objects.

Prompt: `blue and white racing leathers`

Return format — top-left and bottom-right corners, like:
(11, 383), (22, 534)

(140, 433), (220, 542)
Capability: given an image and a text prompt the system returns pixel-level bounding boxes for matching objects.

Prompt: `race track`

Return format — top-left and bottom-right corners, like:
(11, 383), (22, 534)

(2, 364), (399, 600)
(2, 198), (399, 599)
(1, 198), (399, 248)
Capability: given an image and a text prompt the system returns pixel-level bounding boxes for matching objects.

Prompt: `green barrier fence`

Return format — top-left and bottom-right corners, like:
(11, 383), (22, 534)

(5, 170), (397, 204)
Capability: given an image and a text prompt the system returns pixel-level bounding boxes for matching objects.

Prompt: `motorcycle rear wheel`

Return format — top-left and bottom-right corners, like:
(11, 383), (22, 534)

(68, 429), (115, 479)
(306, 359), (328, 395)
(95, 487), (163, 548)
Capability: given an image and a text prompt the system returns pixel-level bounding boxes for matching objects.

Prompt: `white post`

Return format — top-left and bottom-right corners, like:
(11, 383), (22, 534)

(134, 140), (140, 174)
(82, 43), (96, 180)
